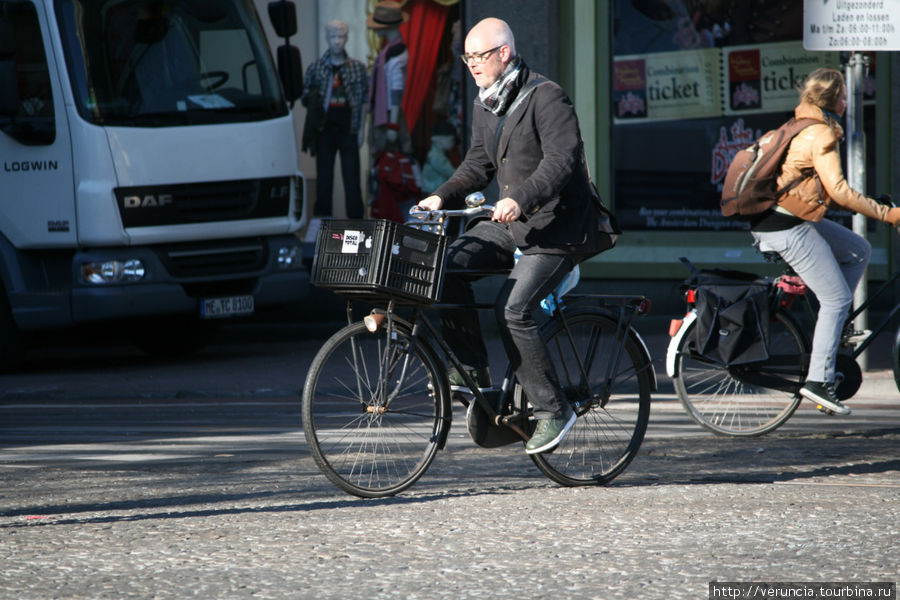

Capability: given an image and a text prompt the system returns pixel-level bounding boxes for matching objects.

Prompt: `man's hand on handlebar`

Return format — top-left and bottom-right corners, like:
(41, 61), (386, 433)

(417, 195), (443, 211)
(492, 197), (521, 223)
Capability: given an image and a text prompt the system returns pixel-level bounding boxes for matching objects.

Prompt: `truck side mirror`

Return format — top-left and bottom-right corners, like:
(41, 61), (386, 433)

(277, 45), (302, 102)
(266, 1), (301, 104)
(0, 18), (19, 116)
(267, 1), (297, 38)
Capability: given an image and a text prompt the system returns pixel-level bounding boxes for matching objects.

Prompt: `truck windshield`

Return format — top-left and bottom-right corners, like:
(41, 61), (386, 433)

(54, 0), (287, 125)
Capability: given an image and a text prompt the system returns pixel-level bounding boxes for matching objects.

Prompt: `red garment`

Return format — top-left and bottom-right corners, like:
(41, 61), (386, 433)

(371, 150), (420, 222)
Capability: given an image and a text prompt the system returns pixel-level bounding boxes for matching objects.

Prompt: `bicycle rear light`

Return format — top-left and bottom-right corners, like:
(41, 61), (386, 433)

(638, 298), (652, 314)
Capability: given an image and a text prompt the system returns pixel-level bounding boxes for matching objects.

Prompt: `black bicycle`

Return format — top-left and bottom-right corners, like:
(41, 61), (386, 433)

(667, 225), (900, 437)
(301, 197), (655, 497)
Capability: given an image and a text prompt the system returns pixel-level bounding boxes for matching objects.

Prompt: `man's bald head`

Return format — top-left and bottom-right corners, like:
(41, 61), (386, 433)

(466, 18), (516, 56)
(463, 18), (517, 89)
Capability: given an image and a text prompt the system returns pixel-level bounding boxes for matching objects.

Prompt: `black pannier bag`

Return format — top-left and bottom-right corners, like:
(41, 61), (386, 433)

(681, 259), (772, 366)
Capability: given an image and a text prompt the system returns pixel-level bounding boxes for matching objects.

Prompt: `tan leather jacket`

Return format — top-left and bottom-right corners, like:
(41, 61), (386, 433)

(778, 102), (892, 223)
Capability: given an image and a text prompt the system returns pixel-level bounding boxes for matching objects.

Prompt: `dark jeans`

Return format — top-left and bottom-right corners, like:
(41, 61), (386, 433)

(314, 122), (363, 218)
(440, 220), (575, 419)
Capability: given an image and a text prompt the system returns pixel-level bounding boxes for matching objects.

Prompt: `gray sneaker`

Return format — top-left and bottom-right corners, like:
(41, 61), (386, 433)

(800, 381), (851, 415)
(447, 366), (492, 393)
(525, 411), (577, 454)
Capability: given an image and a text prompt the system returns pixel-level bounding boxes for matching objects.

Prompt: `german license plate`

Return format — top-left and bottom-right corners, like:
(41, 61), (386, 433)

(200, 295), (254, 319)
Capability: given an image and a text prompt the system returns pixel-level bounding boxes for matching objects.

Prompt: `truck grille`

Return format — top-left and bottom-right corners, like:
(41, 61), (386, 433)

(156, 238), (268, 278)
(115, 177), (291, 228)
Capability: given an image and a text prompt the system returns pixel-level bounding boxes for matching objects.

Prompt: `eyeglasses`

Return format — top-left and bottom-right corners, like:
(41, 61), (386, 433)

(459, 45), (503, 65)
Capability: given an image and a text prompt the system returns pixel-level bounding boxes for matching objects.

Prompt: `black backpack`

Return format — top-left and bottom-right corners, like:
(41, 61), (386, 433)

(720, 118), (818, 220)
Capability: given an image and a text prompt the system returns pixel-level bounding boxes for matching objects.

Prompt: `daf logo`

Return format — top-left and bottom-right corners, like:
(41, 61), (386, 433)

(123, 194), (174, 209)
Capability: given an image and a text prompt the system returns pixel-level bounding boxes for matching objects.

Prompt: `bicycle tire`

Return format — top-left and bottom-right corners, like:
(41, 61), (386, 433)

(893, 325), (900, 394)
(671, 311), (806, 437)
(520, 309), (652, 486)
(302, 320), (450, 498)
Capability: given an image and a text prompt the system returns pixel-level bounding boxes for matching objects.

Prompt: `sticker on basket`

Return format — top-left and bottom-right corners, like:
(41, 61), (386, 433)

(392, 243), (400, 255)
(341, 230), (363, 253)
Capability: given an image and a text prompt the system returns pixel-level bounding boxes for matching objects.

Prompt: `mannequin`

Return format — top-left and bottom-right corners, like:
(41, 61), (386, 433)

(301, 20), (368, 218)
(366, 1), (412, 155)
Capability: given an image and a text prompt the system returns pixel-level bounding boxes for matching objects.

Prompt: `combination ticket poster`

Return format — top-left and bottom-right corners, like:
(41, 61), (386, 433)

(613, 48), (721, 123)
(723, 41), (841, 115)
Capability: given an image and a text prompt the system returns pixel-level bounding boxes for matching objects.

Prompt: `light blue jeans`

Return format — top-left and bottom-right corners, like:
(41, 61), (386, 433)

(751, 219), (871, 384)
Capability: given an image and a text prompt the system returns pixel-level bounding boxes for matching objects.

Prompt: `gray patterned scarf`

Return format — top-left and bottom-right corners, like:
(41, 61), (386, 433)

(478, 56), (525, 116)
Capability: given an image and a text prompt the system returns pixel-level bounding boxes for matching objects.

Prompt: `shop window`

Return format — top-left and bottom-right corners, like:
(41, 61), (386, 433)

(610, 0), (876, 231)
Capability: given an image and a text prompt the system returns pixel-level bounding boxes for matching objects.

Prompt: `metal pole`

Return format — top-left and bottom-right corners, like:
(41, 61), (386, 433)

(845, 52), (868, 370)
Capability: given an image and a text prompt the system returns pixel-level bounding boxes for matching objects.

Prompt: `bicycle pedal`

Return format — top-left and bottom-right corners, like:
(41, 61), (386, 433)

(816, 404), (835, 416)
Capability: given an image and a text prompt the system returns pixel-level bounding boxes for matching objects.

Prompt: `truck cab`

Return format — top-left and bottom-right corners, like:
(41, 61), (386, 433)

(0, 0), (306, 366)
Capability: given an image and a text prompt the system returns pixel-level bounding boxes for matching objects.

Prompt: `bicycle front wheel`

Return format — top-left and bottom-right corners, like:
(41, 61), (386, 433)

(521, 309), (653, 486)
(671, 311), (805, 436)
(893, 324), (900, 394)
(302, 320), (450, 498)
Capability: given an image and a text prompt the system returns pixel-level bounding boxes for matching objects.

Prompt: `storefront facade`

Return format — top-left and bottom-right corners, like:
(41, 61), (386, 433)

(267, 0), (898, 285)
(554, 1), (899, 281)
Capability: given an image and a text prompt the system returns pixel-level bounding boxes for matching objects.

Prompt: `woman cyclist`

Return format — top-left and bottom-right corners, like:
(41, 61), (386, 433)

(748, 68), (900, 415)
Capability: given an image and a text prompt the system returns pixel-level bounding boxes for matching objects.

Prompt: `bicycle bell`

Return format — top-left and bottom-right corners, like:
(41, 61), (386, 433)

(465, 192), (485, 208)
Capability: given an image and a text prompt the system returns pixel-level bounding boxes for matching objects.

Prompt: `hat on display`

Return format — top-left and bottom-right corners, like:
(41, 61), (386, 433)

(366, 1), (409, 29)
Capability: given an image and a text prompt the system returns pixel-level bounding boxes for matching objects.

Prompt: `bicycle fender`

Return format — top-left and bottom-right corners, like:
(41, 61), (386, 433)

(628, 327), (658, 393)
(665, 310), (697, 379)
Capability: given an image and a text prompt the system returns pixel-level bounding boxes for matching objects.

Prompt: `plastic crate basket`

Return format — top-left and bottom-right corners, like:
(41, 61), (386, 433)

(311, 219), (448, 304)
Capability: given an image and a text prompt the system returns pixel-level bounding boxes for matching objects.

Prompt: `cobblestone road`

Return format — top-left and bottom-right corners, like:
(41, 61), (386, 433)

(1, 325), (898, 599)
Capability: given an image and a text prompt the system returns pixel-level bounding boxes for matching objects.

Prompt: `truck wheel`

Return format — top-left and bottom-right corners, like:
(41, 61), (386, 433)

(0, 291), (25, 371)
(130, 317), (219, 357)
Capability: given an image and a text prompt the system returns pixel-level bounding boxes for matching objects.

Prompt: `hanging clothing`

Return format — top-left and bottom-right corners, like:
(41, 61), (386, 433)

(367, 36), (407, 127)
(371, 149), (420, 223)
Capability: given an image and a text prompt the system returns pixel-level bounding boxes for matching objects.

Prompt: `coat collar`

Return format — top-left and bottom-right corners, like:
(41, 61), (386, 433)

(795, 101), (843, 138)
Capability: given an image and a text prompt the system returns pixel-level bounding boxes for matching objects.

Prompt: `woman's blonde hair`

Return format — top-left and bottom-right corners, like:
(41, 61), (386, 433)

(799, 68), (844, 111)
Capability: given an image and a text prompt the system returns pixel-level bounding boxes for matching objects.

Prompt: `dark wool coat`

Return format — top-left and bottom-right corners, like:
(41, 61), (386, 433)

(434, 68), (609, 256)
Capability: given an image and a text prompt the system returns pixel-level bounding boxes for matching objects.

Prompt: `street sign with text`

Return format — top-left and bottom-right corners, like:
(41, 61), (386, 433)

(803, 0), (900, 51)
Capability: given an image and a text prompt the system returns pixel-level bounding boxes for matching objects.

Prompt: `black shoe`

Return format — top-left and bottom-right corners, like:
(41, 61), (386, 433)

(447, 366), (492, 394)
(800, 381), (851, 415)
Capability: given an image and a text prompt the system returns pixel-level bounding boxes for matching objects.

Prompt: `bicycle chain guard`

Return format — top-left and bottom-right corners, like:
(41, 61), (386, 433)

(466, 390), (529, 448)
(834, 353), (862, 401)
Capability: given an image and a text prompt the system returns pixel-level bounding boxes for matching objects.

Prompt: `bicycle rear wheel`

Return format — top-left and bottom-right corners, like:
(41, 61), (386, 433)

(520, 309), (652, 486)
(302, 320), (450, 498)
(671, 311), (805, 436)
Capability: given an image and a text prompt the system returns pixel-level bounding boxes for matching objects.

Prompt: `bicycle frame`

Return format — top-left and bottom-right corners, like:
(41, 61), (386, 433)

(345, 289), (655, 442)
(846, 268), (900, 358)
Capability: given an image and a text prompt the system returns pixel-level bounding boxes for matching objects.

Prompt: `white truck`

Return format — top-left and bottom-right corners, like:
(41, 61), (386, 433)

(0, 0), (307, 366)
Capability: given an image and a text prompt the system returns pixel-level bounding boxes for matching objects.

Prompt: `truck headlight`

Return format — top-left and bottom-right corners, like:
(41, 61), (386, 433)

(82, 259), (146, 284)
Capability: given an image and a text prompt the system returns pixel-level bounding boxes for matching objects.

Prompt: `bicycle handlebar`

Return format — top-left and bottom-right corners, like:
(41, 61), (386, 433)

(408, 203), (495, 220)
(875, 194), (896, 209)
